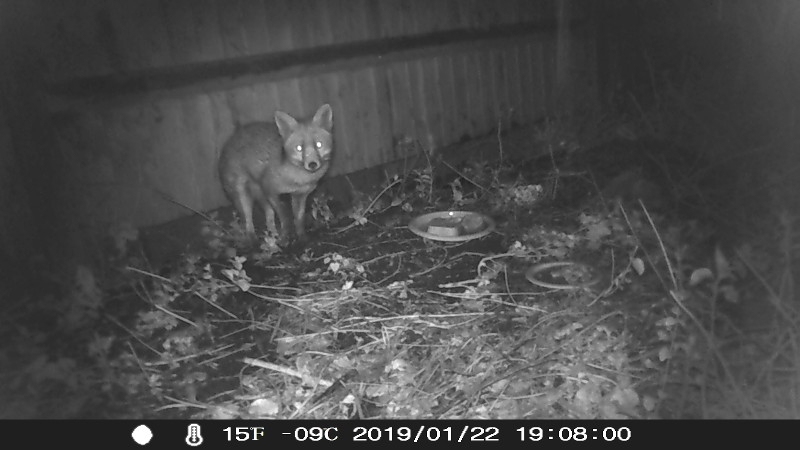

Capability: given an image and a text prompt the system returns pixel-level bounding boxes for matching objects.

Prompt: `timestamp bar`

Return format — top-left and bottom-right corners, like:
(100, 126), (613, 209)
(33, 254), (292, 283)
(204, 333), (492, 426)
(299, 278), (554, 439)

(0, 419), (791, 448)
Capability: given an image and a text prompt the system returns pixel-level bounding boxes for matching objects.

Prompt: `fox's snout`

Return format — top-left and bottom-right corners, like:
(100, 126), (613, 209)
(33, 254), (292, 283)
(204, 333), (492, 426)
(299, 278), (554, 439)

(305, 157), (321, 172)
(299, 141), (330, 173)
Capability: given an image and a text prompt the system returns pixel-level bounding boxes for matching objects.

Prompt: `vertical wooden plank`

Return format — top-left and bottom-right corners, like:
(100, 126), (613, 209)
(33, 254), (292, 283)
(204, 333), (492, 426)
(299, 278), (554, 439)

(352, 68), (381, 169)
(172, 98), (202, 211)
(190, 0), (226, 62)
(519, 0), (539, 22)
(162, 0), (204, 64)
(376, 0), (399, 38)
(523, 42), (539, 121)
(180, 95), (224, 209)
(349, 0), (369, 42)
(286, 0), (313, 50)
(580, 34), (599, 110)
(168, 99), (202, 211)
(500, 0), (521, 24)
(313, 0), (335, 46)
(473, 0), (497, 30)
(517, 43), (535, 124)
(386, 61), (413, 158)
(105, 0), (172, 70)
(313, 73), (335, 110)
(448, 53), (469, 141)
(444, 0), (464, 30)
(372, 68), (395, 164)
(463, 52), (485, 135)
(238, 0), (270, 55)
(437, 54), (457, 145)
(328, 0), (366, 44)
(495, 49), (512, 123)
(216, 0), (248, 58)
(542, 38), (557, 114)
(133, 100), (189, 220)
(208, 89), (234, 143)
(297, 75), (323, 118)
(328, 72), (358, 175)
(396, 0), (416, 35)
(312, 74), (343, 175)
(407, 60), (427, 149)
(504, 47), (524, 127)
(541, 0), (556, 22)
(326, 0), (345, 44)
(457, 0), (475, 28)
(427, 0), (446, 32)
(385, 63), (403, 160)
(362, 0), (382, 40)
(140, 0), (173, 67)
(477, 51), (497, 130)
(531, 39), (548, 119)
(249, 83), (278, 123)
(263, 0), (292, 52)
(270, 0), (304, 117)
(375, 0), (392, 38)
(419, 58), (442, 151)
(554, 0), (571, 108)
(410, 0), (433, 35)
(274, 79), (304, 117)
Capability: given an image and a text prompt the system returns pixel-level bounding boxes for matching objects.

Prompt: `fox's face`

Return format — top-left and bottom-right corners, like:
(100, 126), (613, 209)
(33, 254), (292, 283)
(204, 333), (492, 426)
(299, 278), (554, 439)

(276, 104), (333, 173)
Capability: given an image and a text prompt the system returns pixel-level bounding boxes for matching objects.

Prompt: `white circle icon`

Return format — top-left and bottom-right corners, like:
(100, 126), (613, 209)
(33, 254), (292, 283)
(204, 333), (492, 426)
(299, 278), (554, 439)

(132, 425), (153, 446)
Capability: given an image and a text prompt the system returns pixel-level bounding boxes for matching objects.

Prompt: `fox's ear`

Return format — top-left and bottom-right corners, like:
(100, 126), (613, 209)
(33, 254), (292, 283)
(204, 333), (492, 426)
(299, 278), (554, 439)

(312, 104), (333, 131)
(275, 111), (299, 139)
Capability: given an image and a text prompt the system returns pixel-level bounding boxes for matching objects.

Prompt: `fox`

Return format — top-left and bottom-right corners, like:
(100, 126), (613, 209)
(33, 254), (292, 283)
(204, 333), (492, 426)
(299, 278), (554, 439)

(218, 103), (333, 243)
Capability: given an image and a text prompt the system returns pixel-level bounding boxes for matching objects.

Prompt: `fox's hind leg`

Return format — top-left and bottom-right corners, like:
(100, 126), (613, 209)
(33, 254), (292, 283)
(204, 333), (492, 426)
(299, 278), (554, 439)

(230, 181), (256, 238)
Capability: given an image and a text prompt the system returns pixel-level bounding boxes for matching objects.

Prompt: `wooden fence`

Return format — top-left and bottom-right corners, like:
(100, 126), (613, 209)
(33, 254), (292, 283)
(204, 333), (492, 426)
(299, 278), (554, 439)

(0, 0), (596, 262)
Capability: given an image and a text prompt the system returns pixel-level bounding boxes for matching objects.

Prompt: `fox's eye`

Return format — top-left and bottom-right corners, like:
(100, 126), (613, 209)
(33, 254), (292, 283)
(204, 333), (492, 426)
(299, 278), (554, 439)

(295, 145), (303, 152)
(315, 141), (322, 149)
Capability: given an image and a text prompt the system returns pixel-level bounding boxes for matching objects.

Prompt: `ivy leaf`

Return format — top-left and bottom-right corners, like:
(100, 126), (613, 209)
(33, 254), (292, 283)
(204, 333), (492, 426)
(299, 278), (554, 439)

(690, 268), (713, 286)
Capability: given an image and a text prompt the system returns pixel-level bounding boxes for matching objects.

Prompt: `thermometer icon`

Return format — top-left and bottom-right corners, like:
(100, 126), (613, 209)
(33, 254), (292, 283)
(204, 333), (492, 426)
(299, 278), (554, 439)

(185, 424), (203, 447)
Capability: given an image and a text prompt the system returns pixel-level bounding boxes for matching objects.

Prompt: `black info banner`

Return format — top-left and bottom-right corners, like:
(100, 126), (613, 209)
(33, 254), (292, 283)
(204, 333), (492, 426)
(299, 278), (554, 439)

(0, 420), (790, 448)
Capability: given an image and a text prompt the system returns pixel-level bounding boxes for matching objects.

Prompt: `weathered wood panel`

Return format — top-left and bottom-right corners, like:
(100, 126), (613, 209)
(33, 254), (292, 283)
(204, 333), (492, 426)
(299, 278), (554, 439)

(6, 0), (595, 231)
(385, 61), (415, 158)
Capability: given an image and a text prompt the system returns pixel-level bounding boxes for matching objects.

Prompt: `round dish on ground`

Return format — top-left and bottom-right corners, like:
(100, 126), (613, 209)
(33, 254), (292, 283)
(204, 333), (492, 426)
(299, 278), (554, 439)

(408, 211), (495, 242)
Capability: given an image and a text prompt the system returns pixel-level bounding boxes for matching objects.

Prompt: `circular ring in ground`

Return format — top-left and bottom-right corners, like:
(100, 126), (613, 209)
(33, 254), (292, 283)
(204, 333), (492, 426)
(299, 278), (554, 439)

(526, 261), (600, 290)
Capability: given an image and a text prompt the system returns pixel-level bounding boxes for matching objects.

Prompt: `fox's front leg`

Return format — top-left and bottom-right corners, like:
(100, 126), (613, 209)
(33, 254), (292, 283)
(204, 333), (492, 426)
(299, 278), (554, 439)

(266, 193), (293, 243)
(291, 192), (311, 242)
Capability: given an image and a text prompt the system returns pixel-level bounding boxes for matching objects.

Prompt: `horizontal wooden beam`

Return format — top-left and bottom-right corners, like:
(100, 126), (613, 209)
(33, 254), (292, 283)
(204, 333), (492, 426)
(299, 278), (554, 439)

(45, 19), (586, 112)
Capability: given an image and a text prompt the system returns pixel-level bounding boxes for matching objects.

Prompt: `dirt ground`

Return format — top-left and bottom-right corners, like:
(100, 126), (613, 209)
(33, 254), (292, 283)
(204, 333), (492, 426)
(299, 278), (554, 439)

(3, 118), (796, 419)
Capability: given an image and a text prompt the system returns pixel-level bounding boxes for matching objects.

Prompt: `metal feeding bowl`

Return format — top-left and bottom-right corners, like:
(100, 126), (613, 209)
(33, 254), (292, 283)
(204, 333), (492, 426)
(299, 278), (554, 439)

(408, 211), (495, 242)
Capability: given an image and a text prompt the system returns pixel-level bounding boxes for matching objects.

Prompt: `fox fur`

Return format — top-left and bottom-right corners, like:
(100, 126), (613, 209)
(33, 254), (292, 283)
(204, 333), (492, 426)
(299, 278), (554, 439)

(218, 104), (333, 242)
